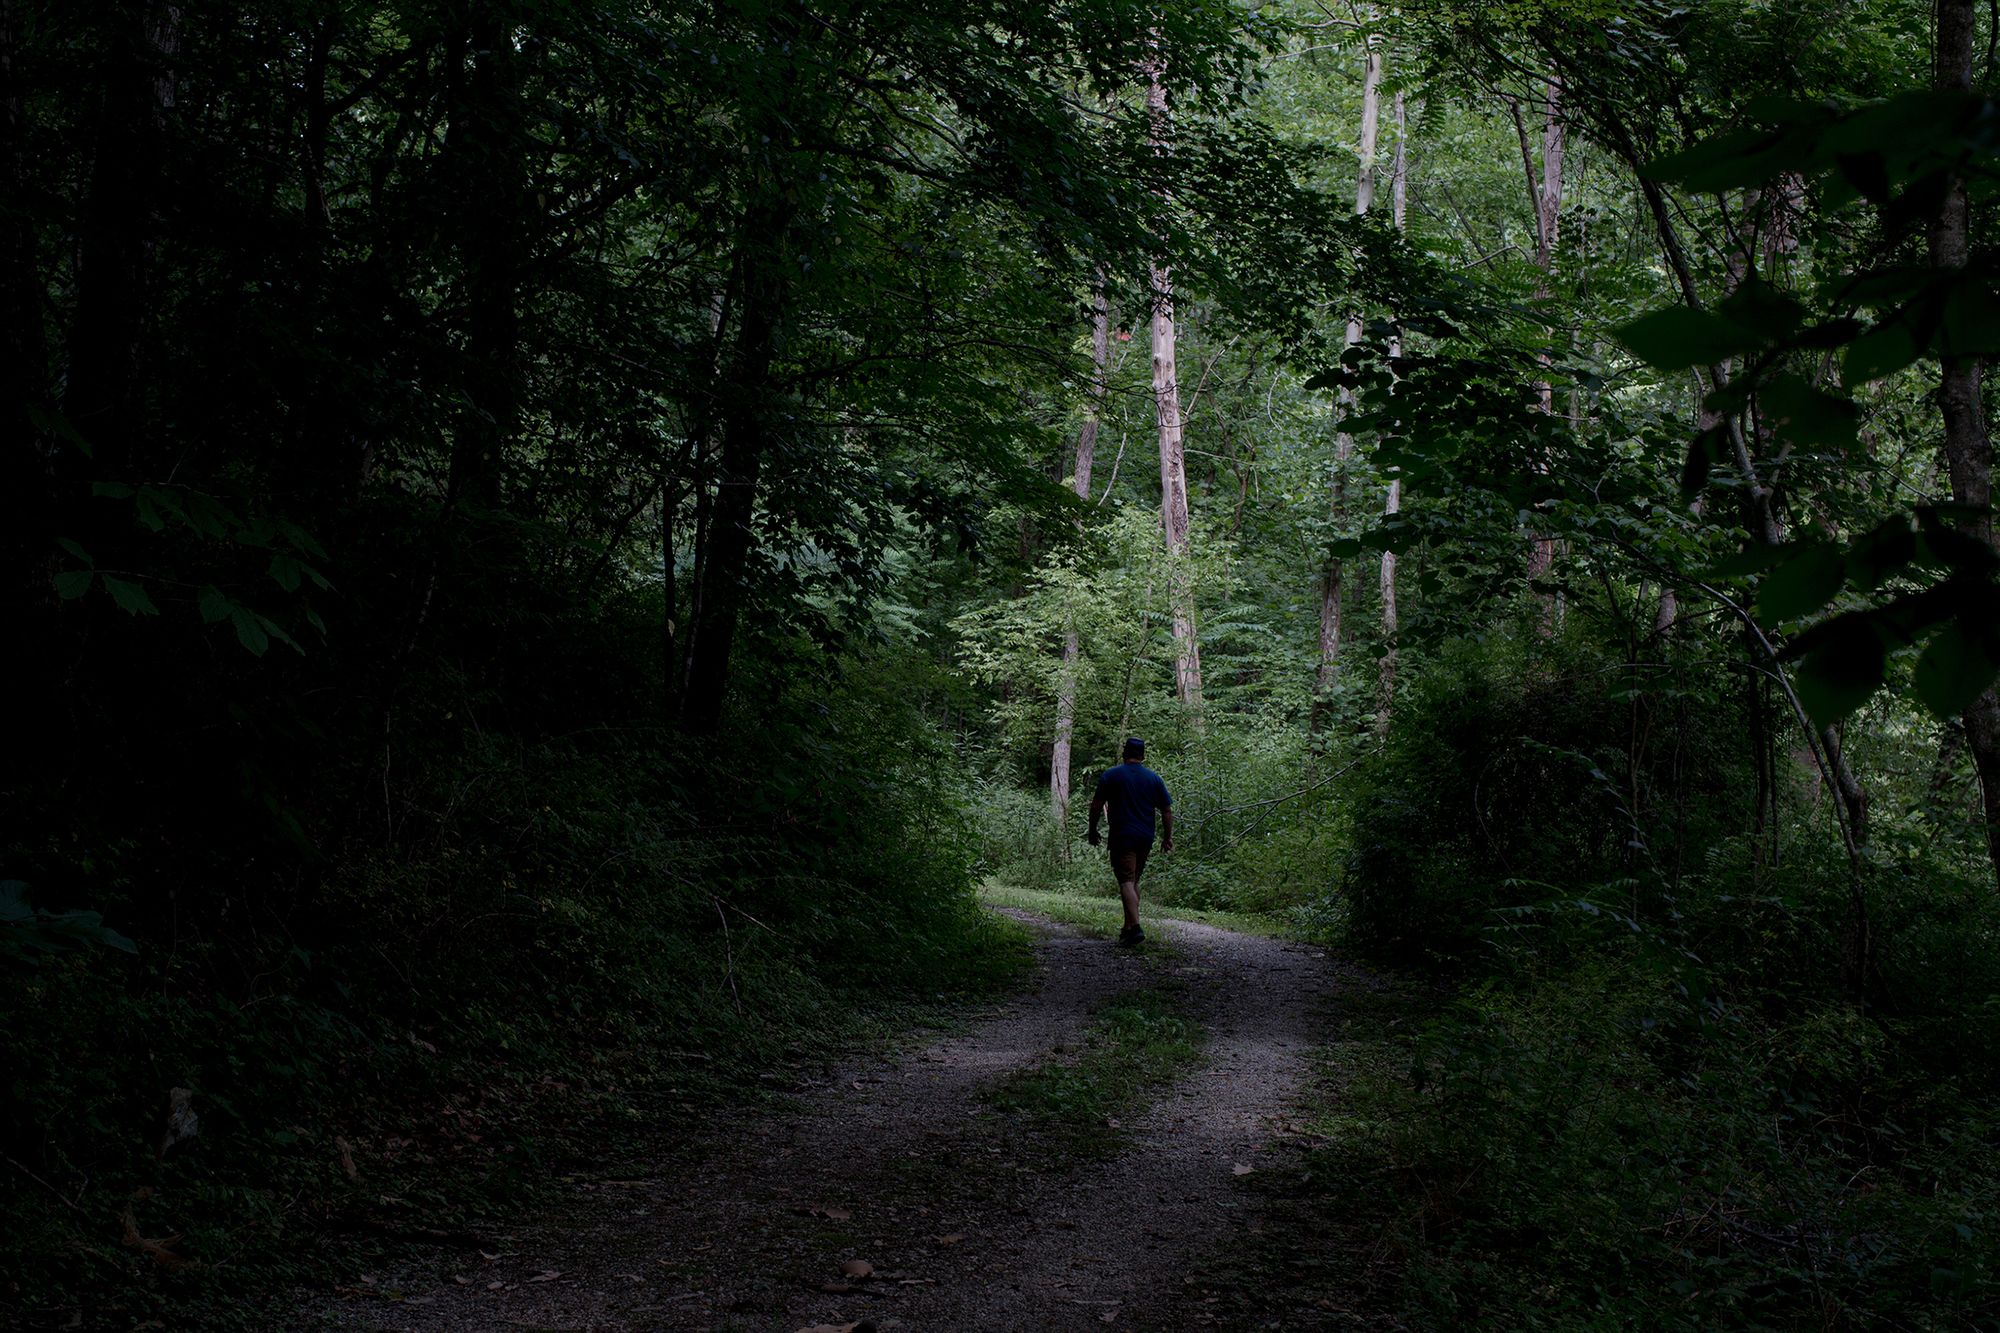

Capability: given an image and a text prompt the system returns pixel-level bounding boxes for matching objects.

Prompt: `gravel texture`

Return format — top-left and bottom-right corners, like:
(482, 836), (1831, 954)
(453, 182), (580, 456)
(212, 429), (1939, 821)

(311, 909), (1357, 1332)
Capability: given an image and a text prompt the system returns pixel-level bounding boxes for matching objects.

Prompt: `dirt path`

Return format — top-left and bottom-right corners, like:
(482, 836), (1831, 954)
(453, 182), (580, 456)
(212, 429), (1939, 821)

(315, 911), (1359, 1332)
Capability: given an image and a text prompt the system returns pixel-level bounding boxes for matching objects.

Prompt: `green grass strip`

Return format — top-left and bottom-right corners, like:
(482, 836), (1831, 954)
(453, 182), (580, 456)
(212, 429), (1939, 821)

(986, 984), (1203, 1151)
(979, 880), (1291, 940)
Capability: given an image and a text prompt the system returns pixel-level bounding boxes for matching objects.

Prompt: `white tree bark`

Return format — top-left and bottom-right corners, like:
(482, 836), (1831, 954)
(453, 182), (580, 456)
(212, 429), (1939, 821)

(1051, 276), (1109, 839)
(1376, 90), (1408, 735)
(1315, 33), (1384, 705)
(1524, 77), (1564, 603)
(1148, 51), (1203, 716)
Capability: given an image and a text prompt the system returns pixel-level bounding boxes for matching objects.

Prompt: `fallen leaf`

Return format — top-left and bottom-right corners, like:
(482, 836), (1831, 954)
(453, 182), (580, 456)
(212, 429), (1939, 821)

(486, 1281), (503, 1291)
(820, 1281), (856, 1294)
(1231, 1163), (1254, 1176)
(934, 1234), (965, 1246)
(334, 1135), (359, 1180)
(1101, 1309), (1122, 1324)
(452, 1275), (469, 1286)
(840, 1259), (874, 1280)
(823, 1206), (852, 1222)
(526, 1269), (563, 1283)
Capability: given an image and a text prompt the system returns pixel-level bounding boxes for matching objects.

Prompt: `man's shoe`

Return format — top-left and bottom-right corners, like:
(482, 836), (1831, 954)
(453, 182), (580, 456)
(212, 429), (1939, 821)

(1117, 924), (1145, 948)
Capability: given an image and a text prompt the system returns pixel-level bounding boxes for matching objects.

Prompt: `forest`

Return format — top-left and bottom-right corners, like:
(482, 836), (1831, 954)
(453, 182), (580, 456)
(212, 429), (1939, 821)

(4, 0), (1999, 1327)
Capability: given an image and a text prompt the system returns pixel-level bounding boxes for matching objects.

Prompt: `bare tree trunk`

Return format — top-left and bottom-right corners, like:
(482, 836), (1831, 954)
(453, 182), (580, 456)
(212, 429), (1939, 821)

(1375, 90), (1408, 736)
(1052, 276), (1110, 843)
(1521, 77), (1564, 617)
(1314, 32), (1383, 713)
(1147, 51), (1203, 716)
(679, 195), (791, 736)
(1931, 0), (2000, 889)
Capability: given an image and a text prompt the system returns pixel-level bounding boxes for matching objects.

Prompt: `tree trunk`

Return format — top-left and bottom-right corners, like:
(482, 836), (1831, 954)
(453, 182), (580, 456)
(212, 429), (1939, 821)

(1522, 77), (1564, 616)
(1052, 276), (1110, 841)
(1375, 90), (1408, 736)
(1147, 52), (1203, 716)
(65, 0), (178, 479)
(1931, 0), (2000, 889)
(446, 10), (524, 512)
(1314, 34), (1384, 710)
(0, 0), (50, 599)
(678, 196), (791, 737)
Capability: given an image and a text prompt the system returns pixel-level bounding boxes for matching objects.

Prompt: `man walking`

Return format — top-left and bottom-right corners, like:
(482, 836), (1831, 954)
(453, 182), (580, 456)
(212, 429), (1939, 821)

(1087, 737), (1173, 947)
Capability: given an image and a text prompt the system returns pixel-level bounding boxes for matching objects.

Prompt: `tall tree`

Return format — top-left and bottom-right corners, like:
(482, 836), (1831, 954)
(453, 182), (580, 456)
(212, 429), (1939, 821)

(1315, 29), (1383, 707)
(1148, 46), (1204, 716)
(1520, 76), (1564, 605)
(1376, 88), (1408, 736)
(1931, 0), (2000, 888)
(1051, 276), (1111, 839)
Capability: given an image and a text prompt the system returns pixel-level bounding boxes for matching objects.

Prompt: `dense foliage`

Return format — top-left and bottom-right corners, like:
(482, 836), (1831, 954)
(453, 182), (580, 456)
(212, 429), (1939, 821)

(6, 0), (2000, 1327)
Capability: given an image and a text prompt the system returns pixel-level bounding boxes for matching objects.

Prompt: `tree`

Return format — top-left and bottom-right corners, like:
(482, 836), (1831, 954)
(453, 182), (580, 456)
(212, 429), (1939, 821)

(1931, 0), (2000, 888)
(1376, 87), (1408, 735)
(1051, 277), (1112, 839)
(1148, 44), (1205, 717)
(1315, 25), (1383, 711)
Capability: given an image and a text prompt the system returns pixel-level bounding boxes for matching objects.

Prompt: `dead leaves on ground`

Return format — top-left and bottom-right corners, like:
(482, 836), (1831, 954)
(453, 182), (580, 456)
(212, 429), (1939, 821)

(819, 1256), (939, 1297)
(119, 1188), (188, 1269)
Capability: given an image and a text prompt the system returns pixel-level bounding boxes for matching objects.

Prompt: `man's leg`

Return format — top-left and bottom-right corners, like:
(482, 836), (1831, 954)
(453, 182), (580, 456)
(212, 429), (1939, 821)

(1114, 842), (1150, 941)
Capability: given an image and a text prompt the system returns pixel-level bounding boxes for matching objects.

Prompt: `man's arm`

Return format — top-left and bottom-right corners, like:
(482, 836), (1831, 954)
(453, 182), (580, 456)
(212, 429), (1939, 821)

(1160, 807), (1174, 853)
(1088, 789), (1106, 845)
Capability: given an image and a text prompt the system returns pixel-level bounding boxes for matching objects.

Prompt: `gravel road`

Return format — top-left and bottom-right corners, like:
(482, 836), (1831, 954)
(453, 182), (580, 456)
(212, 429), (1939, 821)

(313, 909), (1359, 1332)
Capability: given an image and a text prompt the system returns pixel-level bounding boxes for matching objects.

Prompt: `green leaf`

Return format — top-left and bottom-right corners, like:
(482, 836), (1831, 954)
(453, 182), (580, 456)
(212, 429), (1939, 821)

(1941, 284), (2000, 358)
(54, 570), (94, 600)
(1718, 280), (1808, 341)
(1912, 620), (2000, 719)
(56, 538), (92, 565)
(1844, 519), (1918, 590)
(1759, 376), (1858, 452)
(231, 606), (270, 656)
(258, 614), (304, 655)
(198, 585), (233, 624)
(1757, 542), (1845, 622)
(1793, 622), (1887, 725)
(101, 576), (160, 617)
(1844, 323), (1920, 383)
(1613, 308), (1761, 371)
(269, 553), (302, 592)
(1680, 426), (1729, 502)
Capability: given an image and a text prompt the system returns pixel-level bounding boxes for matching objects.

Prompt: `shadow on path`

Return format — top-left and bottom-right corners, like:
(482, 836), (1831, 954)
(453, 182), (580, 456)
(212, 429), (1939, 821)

(312, 909), (1366, 1332)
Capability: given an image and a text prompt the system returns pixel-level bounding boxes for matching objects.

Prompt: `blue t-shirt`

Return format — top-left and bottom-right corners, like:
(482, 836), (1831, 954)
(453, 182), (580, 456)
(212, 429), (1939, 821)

(1095, 762), (1172, 845)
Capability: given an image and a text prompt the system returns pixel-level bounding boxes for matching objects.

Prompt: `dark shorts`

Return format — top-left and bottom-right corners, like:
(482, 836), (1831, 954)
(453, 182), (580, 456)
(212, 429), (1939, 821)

(1108, 838), (1152, 885)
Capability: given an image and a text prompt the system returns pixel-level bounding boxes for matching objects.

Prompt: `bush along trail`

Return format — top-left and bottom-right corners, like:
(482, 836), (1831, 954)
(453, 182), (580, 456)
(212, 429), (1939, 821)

(308, 908), (1361, 1331)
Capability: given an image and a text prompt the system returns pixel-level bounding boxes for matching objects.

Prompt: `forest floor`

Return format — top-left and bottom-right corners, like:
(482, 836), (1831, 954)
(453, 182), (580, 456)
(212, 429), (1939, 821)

(307, 901), (1374, 1332)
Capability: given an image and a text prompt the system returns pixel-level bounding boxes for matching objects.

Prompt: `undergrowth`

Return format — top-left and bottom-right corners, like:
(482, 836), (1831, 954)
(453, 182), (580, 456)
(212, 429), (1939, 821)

(1293, 635), (2000, 1329)
(987, 984), (1204, 1154)
(1, 616), (1027, 1330)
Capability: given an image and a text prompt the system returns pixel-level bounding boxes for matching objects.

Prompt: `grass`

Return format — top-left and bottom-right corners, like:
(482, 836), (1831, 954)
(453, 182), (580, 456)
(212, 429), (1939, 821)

(978, 880), (1291, 939)
(985, 984), (1204, 1153)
